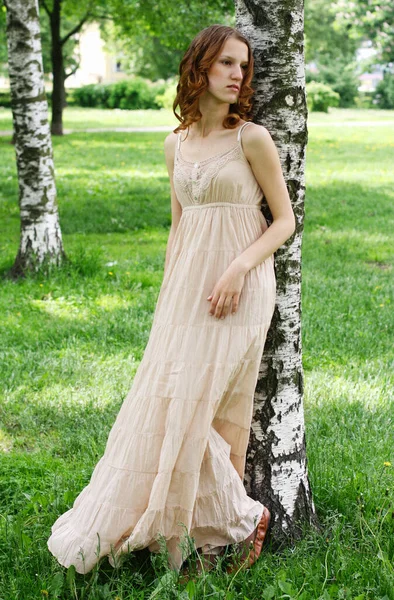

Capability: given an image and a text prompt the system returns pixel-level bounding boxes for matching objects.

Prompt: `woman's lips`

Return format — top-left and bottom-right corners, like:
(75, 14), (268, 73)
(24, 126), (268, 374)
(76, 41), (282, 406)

(227, 85), (240, 91)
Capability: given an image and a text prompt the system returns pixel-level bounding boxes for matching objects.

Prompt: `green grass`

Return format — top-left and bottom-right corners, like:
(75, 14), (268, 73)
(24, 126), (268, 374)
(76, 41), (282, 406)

(0, 108), (393, 599)
(1, 105), (394, 134)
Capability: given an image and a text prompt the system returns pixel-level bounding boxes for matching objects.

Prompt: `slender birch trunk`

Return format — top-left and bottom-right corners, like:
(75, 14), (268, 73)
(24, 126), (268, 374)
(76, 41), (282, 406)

(235, 0), (320, 542)
(4, 0), (65, 277)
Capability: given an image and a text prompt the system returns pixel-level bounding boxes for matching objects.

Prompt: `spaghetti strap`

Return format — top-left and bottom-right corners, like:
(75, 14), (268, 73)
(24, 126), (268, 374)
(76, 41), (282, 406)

(237, 121), (253, 142)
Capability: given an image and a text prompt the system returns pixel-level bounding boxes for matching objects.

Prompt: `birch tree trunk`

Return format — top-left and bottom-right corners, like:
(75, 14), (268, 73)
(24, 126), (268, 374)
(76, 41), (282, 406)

(4, 0), (65, 277)
(235, 0), (320, 543)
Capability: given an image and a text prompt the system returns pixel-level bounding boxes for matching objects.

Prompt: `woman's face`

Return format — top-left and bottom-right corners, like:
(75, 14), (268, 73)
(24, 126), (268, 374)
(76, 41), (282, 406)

(205, 37), (249, 104)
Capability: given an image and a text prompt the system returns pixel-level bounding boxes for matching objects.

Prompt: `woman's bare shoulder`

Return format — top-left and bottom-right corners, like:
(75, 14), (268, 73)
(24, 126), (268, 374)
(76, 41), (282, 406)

(164, 131), (177, 150)
(164, 131), (178, 168)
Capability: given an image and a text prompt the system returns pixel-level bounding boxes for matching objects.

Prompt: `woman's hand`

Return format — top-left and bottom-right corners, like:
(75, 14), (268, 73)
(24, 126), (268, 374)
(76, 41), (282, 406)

(206, 262), (247, 320)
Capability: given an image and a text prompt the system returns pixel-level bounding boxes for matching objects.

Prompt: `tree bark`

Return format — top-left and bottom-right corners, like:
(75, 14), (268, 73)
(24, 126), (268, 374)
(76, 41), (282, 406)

(4, 0), (66, 277)
(235, 0), (320, 545)
(49, 0), (65, 135)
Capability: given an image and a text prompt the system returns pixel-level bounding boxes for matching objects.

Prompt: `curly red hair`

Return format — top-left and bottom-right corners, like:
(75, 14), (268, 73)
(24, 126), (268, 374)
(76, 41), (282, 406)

(173, 24), (255, 134)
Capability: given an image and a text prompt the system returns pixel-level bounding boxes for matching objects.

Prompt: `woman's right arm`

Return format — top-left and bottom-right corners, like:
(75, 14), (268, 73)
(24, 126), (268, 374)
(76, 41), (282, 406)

(163, 132), (183, 275)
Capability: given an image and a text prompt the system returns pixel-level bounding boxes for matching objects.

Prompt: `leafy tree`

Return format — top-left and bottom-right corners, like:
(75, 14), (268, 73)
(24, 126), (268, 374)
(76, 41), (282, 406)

(102, 0), (235, 81)
(304, 0), (360, 106)
(331, 0), (394, 66)
(38, 0), (108, 135)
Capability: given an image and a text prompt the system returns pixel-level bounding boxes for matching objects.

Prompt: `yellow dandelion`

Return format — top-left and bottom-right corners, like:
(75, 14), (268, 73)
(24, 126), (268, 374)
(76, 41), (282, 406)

(108, 272), (113, 275)
(126, 271), (130, 275)
(384, 461), (391, 467)
(39, 284), (43, 287)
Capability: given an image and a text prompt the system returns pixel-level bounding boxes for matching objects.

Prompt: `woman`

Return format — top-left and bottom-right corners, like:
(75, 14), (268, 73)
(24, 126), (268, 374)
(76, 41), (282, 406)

(47, 24), (295, 578)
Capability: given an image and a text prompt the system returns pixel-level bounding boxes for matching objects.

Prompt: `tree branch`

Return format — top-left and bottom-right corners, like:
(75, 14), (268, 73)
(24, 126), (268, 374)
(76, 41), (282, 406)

(40, 0), (52, 17)
(64, 63), (79, 80)
(60, 10), (91, 46)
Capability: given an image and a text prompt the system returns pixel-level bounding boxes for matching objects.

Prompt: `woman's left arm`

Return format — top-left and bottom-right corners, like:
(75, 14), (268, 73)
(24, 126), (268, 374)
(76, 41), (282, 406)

(232, 124), (296, 275)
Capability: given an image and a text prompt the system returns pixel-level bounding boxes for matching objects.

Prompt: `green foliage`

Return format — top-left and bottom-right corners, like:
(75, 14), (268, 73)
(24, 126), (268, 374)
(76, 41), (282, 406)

(373, 72), (394, 109)
(155, 77), (178, 110)
(0, 90), (11, 108)
(72, 78), (167, 110)
(100, 20), (184, 81)
(331, 0), (394, 64)
(306, 60), (359, 108)
(354, 92), (375, 110)
(72, 83), (111, 108)
(306, 81), (340, 112)
(304, 0), (359, 67)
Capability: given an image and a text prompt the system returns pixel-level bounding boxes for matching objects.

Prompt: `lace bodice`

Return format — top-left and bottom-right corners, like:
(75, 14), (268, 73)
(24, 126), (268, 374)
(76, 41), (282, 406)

(173, 122), (263, 208)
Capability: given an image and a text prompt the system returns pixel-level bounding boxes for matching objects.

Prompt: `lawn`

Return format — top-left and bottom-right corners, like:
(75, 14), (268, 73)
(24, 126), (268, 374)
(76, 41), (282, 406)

(0, 107), (393, 599)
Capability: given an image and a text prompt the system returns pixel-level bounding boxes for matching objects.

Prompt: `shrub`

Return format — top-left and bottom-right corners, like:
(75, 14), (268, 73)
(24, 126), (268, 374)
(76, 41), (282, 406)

(373, 72), (394, 109)
(354, 92), (375, 109)
(306, 62), (359, 108)
(72, 83), (111, 108)
(71, 78), (167, 110)
(155, 77), (178, 110)
(306, 81), (340, 112)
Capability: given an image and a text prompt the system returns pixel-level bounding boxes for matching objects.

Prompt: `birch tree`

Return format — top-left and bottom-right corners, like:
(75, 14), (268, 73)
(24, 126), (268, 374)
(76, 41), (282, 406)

(235, 0), (320, 542)
(4, 0), (65, 277)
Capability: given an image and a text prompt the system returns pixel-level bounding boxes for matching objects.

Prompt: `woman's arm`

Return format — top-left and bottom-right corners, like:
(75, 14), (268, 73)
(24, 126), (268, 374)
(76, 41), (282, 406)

(232, 124), (296, 275)
(163, 132), (183, 274)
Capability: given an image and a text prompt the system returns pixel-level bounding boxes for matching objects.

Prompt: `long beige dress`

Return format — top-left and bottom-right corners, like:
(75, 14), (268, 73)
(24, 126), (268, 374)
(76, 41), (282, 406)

(47, 120), (276, 574)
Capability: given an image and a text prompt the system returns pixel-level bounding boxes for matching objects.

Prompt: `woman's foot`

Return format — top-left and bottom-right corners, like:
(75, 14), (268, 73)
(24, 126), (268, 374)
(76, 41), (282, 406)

(226, 506), (271, 574)
(179, 548), (224, 582)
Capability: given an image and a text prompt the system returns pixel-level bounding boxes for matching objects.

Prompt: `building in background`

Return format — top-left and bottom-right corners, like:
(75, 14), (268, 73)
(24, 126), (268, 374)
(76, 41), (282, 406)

(65, 22), (129, 89)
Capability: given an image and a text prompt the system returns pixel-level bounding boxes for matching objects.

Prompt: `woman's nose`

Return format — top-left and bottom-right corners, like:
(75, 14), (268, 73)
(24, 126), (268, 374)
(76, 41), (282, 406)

(231, 66), (244, 80)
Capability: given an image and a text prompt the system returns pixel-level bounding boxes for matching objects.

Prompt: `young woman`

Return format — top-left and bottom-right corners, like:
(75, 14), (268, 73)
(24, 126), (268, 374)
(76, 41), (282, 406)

(47, 24), (295, 578)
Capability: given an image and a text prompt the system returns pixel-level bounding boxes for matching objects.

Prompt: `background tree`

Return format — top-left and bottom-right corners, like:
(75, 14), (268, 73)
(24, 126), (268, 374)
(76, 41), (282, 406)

(39, 0), (101, 135)
(3, 0), (65, 277)
(304, 0), (360, 106)
(235, 0), (320, 542)
(331, 0), (394, 66)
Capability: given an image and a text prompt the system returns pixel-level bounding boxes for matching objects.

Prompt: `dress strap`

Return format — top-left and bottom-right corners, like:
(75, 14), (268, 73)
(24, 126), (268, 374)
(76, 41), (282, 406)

(237, 121), (253, 141)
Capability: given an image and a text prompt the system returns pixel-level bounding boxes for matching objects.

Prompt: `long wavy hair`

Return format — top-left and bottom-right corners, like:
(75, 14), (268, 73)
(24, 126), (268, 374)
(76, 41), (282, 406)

(173, 25), (255, 135)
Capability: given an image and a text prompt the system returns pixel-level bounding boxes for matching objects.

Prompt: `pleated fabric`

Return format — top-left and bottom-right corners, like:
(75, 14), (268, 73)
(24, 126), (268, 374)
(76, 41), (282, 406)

(47, 121), (276, 574)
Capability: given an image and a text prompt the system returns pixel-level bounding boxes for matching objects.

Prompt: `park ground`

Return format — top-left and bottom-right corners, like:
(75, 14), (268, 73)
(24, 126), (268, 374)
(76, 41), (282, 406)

(0, 107), (393, 599)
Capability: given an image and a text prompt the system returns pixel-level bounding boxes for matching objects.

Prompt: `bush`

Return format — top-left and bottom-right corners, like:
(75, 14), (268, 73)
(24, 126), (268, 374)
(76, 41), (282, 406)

(306, 61), (359, 108)
(71, 77), (168, 110)
(306, 81), (340, 112)
(373, 72), (394, 109)
(155, 77), (178, 110)
(354, 92), (375, 109)
(72, 83), (111, 108)
(107, 79), (154, 109)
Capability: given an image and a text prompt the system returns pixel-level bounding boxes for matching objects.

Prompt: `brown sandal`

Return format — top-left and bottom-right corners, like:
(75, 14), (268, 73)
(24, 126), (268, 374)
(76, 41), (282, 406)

(226, 506), (271, 574)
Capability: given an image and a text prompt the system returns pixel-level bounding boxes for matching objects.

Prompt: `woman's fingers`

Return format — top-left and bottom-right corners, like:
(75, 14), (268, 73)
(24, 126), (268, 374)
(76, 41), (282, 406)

(231, 293), (239, 315)
(208, 293), (235, 319)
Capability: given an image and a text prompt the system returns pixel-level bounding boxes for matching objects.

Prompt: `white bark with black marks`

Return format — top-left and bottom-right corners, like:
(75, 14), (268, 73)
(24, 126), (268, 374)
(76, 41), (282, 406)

(235, 0), (320, 543)
(4, 0), (65, 276)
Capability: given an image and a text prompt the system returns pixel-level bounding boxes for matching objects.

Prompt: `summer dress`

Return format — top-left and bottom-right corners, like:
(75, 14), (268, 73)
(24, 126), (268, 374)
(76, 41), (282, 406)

(47, 120), (276, 573)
